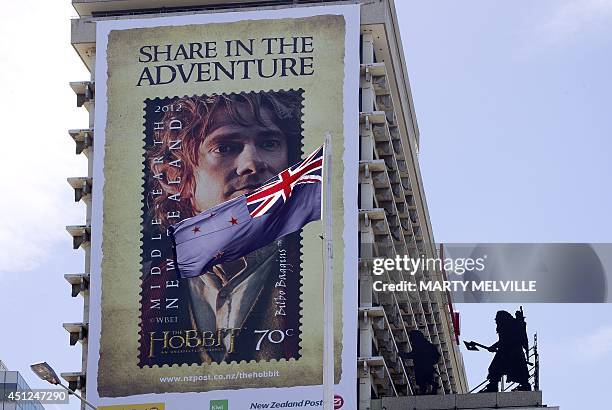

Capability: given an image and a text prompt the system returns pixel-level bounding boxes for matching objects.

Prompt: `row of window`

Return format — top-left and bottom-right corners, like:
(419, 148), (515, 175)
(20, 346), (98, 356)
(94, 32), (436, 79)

(0, 372), (44, 410)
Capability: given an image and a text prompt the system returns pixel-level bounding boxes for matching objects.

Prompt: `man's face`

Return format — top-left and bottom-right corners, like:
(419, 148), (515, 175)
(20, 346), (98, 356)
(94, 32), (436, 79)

(192, 104), (289, 212)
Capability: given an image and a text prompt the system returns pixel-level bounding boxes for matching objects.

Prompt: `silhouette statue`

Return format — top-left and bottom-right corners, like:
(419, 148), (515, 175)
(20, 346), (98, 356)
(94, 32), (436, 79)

(480, 309), (531, 392)
(399, 330), (441, 395)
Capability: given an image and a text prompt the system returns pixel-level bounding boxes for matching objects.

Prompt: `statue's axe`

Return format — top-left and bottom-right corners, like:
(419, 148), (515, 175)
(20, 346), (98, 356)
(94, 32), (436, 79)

(464, 340), (534, 365)
(464, 341), (489, 351)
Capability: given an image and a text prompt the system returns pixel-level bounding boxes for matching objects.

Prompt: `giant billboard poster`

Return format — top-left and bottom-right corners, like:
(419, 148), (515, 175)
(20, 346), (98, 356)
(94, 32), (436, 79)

(89, 5), (359, 409)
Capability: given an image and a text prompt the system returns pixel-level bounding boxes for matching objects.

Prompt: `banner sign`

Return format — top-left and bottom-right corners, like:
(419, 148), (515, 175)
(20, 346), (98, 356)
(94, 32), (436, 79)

(89, 5), (359, 410)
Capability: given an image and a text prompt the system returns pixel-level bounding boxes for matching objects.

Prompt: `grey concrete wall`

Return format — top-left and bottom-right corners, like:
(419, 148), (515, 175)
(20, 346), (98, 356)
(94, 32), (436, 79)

(374, 391), (557, 410)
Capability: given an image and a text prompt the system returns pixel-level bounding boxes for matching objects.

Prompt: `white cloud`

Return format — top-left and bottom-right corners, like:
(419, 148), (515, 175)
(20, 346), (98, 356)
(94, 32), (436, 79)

(0, 2), (89, 274)
(575, 325), (612, 360)
(536, 0), (612, 45)
(550, 324), (612, 363)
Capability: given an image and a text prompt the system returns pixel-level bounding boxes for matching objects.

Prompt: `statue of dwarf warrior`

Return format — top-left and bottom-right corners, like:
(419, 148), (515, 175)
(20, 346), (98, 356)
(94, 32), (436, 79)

(481, 309), (531, 392)
(399, 330), (441, 395)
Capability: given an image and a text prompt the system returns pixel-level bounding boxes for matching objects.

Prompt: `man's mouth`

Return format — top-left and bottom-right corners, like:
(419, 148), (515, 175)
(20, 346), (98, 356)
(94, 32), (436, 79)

(227, 184), (262, 197)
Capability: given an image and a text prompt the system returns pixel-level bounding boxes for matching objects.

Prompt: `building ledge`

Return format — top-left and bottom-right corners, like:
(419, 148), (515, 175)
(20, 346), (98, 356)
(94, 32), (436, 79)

(374, 391), (556, 410)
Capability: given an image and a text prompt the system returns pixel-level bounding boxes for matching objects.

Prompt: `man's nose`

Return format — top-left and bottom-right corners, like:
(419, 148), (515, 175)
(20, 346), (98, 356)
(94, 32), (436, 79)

(236, 144), (268, 176)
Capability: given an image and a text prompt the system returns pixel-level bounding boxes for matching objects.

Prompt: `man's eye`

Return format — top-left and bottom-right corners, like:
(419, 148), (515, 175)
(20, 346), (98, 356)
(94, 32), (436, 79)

(212, 143), (240, 155)
(260, 140), (281, 150)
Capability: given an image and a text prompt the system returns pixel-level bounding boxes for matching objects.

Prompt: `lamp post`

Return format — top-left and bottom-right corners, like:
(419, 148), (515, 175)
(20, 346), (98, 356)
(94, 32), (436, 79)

(30, 362), (97, 410)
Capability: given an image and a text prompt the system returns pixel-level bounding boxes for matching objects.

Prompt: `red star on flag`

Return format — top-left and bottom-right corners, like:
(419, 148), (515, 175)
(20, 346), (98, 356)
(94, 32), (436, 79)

(192, 226), (200, 234)
(214, 251), (225, 259)
(230, 217), (238, 225)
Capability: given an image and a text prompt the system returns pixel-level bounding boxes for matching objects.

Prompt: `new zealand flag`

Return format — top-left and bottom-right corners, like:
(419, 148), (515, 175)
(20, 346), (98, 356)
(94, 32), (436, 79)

(169, 145), (323, 279)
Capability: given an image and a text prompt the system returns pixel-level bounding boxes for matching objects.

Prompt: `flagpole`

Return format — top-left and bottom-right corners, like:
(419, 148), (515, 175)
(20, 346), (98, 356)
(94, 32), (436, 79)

(322, 132), (334, 410)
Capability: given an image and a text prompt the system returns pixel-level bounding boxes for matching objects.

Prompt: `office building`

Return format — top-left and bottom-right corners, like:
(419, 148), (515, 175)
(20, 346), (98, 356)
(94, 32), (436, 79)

(0, 361), (45, 410)
(67, 1), (470, 409)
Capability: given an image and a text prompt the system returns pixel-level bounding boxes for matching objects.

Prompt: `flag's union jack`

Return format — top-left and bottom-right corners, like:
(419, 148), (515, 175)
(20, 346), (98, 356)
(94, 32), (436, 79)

(246, 145), (323, 218)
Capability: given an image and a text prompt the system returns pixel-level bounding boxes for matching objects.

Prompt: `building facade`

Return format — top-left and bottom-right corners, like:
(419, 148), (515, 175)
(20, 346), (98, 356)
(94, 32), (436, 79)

(375, 390), (559, 410)
(67, 1), (468, 409)
(0, 363), (45, 410)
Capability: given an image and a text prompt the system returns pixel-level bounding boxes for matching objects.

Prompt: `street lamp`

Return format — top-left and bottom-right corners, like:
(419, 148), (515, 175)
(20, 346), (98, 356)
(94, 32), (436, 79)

(30, 362), (97, 410)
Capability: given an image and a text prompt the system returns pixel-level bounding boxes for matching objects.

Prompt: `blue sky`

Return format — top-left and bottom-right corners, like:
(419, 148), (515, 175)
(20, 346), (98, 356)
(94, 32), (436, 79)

(0, 1), (611, 410)
(398, 1), (612, 408)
